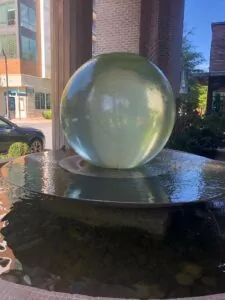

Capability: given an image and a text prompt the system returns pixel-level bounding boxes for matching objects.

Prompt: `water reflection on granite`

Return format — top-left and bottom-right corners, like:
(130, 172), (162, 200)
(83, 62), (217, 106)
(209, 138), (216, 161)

(2, 150), (225, 205)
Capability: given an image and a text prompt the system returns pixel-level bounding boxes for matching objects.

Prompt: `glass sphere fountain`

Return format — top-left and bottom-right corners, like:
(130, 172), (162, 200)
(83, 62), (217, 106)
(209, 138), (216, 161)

(1, 53), (225, 299)
(60, 52), (175, 169)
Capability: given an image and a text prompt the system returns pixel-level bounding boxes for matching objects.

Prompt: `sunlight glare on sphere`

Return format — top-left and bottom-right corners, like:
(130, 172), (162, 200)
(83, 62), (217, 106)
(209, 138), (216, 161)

(60, 52), (176, 169)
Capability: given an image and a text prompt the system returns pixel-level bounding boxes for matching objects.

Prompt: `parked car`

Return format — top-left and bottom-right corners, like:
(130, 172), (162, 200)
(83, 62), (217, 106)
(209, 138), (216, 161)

(0, 116), (45, 153)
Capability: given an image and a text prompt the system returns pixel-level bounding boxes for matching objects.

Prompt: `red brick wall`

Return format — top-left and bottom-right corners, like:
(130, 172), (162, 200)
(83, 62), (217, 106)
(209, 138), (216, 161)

(210, 23), (225, 72)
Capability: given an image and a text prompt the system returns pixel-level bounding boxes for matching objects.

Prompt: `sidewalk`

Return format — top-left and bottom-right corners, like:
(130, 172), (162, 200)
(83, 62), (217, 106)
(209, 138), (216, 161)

(11, 118), (52, 124)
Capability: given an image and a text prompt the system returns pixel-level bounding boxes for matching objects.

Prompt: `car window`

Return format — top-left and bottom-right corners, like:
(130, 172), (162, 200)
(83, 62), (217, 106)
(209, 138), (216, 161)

(0, 120), (11, 130)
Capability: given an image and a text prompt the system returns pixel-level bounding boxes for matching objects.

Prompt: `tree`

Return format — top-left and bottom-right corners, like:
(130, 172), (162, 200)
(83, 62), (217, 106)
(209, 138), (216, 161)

(182, 30), (205, 73)
(197, 84), (208, 115)
(179, 30), (206, 114)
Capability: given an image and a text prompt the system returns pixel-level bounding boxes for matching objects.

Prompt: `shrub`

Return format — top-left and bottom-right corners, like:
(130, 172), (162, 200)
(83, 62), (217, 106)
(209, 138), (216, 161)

(167, 113), (220, 159)
(42, 110), (52, 119)
(8, 143), (30, 158)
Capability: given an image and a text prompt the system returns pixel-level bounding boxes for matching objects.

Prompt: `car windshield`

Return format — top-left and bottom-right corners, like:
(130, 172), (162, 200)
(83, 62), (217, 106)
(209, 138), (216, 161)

(0, 119), (11, 129)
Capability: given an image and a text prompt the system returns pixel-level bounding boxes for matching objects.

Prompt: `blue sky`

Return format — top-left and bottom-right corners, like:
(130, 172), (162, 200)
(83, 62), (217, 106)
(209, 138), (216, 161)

(184, 0), (225, 70)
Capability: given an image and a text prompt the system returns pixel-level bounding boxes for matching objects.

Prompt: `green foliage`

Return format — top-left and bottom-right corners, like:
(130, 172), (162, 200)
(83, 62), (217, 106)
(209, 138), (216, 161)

(172, 30), (210, 157)
(168, 113), (225, 158)
(182, 30), (205, 73)
(8, 142), (30, 158)
(42, 110), (52, 119)
(197, 85), (208, 114)
(179, 30), (207, 115)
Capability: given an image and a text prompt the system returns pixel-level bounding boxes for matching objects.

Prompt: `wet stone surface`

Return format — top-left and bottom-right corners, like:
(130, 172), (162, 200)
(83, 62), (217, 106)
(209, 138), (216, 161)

(3, 149), (225, 205)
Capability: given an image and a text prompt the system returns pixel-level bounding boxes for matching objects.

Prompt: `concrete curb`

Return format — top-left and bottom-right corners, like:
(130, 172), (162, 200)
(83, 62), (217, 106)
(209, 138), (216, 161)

(0, 279), (224, 300)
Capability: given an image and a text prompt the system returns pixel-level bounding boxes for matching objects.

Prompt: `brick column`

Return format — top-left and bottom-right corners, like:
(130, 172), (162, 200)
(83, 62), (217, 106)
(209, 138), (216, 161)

(95, 0), (184, 93)
(51, 0), (93, 149)
(140, 0), (185, 94)
(210, 23), (225, 72)
(94, 0), (141, 55)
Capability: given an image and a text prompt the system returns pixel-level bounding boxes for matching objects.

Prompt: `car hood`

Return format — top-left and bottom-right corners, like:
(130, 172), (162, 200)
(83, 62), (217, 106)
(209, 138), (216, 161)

(17, 126), (44, 135)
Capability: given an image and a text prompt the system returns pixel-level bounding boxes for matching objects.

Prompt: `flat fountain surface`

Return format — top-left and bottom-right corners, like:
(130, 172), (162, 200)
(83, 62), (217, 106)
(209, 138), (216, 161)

(2, 149), (225, 205)
(1, 150), (225, 298)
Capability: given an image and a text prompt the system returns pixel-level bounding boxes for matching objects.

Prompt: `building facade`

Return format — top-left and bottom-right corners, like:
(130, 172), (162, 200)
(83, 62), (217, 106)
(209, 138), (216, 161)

(0, 0), (51, 119)
(207, 22), (225, 113)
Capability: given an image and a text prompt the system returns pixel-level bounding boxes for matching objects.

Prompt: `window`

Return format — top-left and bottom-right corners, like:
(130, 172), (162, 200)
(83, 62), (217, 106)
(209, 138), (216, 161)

(21, 35), (37, 61)
(7, 9), (15, 25)
(0, 35), (17, 58)
(0, 2), (15, 26)
(46, 94), (51, 109)
(35, 93), (51, 109)
(212, 91), (225, 113)
(20, 3), (36, 32)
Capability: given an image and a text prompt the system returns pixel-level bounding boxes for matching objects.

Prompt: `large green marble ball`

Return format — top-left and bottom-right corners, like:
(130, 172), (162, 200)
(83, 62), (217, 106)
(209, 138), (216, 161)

(60, 52), (175, 169)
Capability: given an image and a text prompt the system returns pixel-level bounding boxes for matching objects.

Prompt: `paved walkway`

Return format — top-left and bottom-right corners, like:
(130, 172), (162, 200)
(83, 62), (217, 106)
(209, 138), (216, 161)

(11, 118), (52, 124)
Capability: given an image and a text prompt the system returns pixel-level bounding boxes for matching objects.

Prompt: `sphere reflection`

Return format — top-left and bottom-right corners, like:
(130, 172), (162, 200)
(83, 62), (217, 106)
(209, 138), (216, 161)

(60, 52), (175, 169)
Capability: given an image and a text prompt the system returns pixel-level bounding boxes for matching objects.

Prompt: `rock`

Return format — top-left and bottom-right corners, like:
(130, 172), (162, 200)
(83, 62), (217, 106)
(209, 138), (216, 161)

(25, 267), (49, 279)
(9, 270), (23, 277)
(0, 241), (6, 252)
(0, 258), (10, 268)
(137, 254), (148, 265)
(45, 278), (56, 291)
(182, 263), (202, 279)
(70, 281), (88, 294)
(23, 275), (32, 286)
(169, 286), (190, 298)
(193, 284), (211, 296)
(1, 274), (20, 284)
(134, 283), (165, 298)
(103, 253), (113, 267)
(175, 273), (194, 286)
(99, 283), (136, 298)
(14, 259), (23, 271)
(201, 276), (216, 287)
(72, 261), (85, 278)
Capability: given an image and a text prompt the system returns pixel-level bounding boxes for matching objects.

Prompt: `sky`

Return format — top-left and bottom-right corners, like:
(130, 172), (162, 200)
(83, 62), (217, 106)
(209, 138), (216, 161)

(184, 0), (225, 71)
